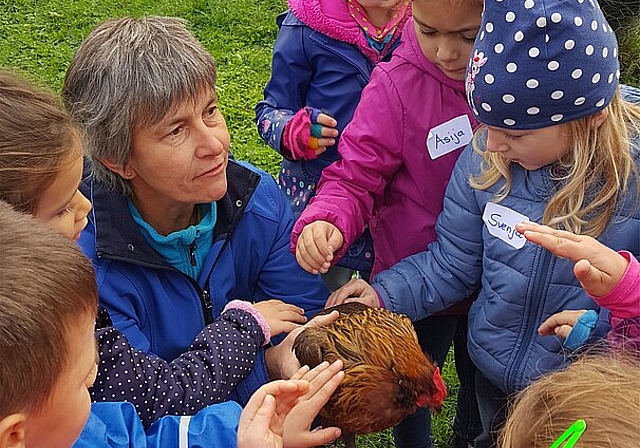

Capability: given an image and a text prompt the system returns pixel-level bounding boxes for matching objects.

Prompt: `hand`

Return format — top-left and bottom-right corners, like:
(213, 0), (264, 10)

(254, 300), (308, 336)
(282, 108), (339, 160)
(538, 310), (588, 339)
(313, 113), (339, 155)
(265, 311), (340, 380)
(295, 221), (344, 274)
(283, 361), (344, 448)
(237, 379), (309, 448)
(516, 221), (629, 297)
(326, 278), (380, 308)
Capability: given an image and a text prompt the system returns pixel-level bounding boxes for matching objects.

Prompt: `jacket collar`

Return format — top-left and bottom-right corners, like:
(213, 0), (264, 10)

(83, 159), (261, 267)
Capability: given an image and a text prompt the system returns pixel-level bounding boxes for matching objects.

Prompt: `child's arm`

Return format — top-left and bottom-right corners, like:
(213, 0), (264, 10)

(91, 301), (271, 427)
(290, 67), (406, 272)
(255, 17), (336, 157)
(516, 221), (629, 297)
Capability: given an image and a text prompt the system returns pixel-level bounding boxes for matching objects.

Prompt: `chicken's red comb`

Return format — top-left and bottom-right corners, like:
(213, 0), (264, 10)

(432, 366), (448, 406)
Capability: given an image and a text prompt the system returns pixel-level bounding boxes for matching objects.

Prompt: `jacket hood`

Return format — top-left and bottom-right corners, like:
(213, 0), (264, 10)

(288, 0), (411, 63)
(396, 18), (467, 94)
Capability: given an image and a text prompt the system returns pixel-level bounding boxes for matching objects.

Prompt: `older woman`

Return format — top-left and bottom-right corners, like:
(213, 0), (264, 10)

(62, 16), (330, 410)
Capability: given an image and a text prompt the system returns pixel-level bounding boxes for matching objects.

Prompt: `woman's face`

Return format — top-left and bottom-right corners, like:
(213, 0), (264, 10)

(123, 86), (230, 214)
(34, 147), (91, 241)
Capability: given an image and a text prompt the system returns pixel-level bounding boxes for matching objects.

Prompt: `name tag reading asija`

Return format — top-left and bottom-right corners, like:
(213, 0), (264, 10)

(426, 115), (473, 159)
(482, 202), (529, 249)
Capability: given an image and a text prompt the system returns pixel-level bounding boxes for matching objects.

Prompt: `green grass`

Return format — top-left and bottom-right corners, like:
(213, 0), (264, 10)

(1, 1), (639, 446)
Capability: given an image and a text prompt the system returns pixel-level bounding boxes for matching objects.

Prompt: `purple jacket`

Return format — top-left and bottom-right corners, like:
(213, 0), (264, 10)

(292, 19), (480, 278)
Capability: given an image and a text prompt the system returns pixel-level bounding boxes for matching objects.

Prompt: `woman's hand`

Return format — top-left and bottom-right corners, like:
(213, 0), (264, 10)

(517, 221), (629, 297)
(326, 278), (381, 308)
(295, 221), (344, 274)
(265, 311), (340, 380)
(254, 300), (307, 336)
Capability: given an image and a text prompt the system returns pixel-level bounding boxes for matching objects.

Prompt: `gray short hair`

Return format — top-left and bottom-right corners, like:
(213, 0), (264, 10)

(62, 16), (217, 195)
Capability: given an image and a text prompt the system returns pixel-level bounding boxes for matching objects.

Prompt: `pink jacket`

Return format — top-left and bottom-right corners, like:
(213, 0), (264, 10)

(292, 19), (480, 278)
(594, 251), (640, 352)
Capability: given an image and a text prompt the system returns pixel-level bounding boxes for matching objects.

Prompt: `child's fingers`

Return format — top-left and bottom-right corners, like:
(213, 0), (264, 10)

(538, 310), (586, 336)
(297, 427), (342, 448)
(316, 113), (338, 128)
(296, 237), (331, 274)
(289, 365), (311, 381)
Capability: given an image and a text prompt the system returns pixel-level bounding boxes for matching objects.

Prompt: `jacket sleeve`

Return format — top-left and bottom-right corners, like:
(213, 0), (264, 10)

(372, 145), (483, 320)
(252, 172), (330, 317)
(255, 12), (312, 154)
(91, 306), (266, 428)
(73, 401), (240, 448)
(292, 68), (405, 262)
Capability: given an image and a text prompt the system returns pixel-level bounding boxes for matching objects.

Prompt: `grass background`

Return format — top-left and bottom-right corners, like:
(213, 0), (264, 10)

(1, 1), (638, 446)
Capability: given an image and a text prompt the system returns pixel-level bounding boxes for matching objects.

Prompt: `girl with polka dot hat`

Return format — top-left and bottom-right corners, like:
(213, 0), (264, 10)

(326, 0), (640, 446)
(256, 0), (413, 289)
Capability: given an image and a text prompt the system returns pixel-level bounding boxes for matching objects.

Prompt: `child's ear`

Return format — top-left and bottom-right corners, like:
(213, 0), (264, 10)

(590, 109), (609, 129)
(100, 158), (136, 180)
(0, 414), (26, 448)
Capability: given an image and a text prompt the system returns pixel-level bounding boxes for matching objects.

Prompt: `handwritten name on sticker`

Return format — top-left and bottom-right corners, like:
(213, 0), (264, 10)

(426, 115), (473, 159)
(482, 202), (529, 249)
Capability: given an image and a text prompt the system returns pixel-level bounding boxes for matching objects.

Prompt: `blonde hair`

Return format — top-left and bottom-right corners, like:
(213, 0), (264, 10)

(500, 353), (640, 448)
(0, 69), (82, 214)
(470, 91), (640, 237)
(0, 201), (98, 419)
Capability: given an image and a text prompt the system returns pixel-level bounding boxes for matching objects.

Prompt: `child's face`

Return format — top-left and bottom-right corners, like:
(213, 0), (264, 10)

(485, 123), (572, 171)
(34, 146), (91, 241)
(25, 314), (97, 448)
(413, 0), (482, 81)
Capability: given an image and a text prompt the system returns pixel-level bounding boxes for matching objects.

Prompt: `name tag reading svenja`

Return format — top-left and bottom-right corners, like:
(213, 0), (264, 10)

(482, 202), (529, 249)
(426, 114), (473, 159)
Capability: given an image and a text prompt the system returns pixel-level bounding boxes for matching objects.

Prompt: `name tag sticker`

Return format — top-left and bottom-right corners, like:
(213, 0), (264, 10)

(482, 202), (529, 249)
(426, 115), (473, 159)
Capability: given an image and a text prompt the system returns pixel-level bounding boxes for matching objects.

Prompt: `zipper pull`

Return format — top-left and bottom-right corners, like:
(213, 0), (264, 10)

(189, 241), (197, 267)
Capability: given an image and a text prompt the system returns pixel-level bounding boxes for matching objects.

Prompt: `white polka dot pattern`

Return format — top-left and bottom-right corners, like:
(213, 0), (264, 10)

(465, 0), (619, 129)
(91, 307), (265, 428)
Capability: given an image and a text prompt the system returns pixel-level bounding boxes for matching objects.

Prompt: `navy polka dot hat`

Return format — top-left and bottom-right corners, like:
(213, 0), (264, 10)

(465, 0), (620, 130)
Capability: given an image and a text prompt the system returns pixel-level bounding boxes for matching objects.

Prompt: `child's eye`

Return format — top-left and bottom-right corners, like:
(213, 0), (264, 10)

(463, 36), (476, 44)
(419, 30), (436, 37)
(58, 204), (74, 216)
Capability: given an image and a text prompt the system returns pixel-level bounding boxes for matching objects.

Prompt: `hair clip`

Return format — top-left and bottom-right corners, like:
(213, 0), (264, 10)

(549, 419), (587, 448)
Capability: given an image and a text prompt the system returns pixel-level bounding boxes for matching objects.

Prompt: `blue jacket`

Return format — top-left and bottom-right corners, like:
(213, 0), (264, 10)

(80, 160), (329, 402)
(255, 3), (406, 181)
(73, 401), (240, 447)
(373, 128), (640, 394)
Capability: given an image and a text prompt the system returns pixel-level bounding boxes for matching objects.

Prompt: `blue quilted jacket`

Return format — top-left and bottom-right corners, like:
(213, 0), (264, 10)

(373, 110), (640, 394)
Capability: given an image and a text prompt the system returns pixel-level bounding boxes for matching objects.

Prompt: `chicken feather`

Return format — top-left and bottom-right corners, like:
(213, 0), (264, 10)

(293, 303), (447, 448)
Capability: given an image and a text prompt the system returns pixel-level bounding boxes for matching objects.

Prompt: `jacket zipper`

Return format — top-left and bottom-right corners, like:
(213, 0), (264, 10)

(188, 241), (197, 267)
(508, 247), (552, 392)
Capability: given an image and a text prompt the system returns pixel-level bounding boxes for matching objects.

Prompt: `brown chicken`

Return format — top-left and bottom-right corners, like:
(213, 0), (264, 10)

(293, 302), (447, 448)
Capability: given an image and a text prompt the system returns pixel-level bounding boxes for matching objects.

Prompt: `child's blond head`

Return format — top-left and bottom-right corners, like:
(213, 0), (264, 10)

(0, 201), (97, 419)
(500, 353), (640, 448)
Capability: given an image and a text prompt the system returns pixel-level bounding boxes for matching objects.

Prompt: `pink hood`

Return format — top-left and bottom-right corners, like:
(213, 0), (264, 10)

(288, 0), (411, 63)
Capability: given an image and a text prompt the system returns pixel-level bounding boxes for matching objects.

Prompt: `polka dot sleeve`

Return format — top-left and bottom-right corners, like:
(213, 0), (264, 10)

(90, 306), (266, 428)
